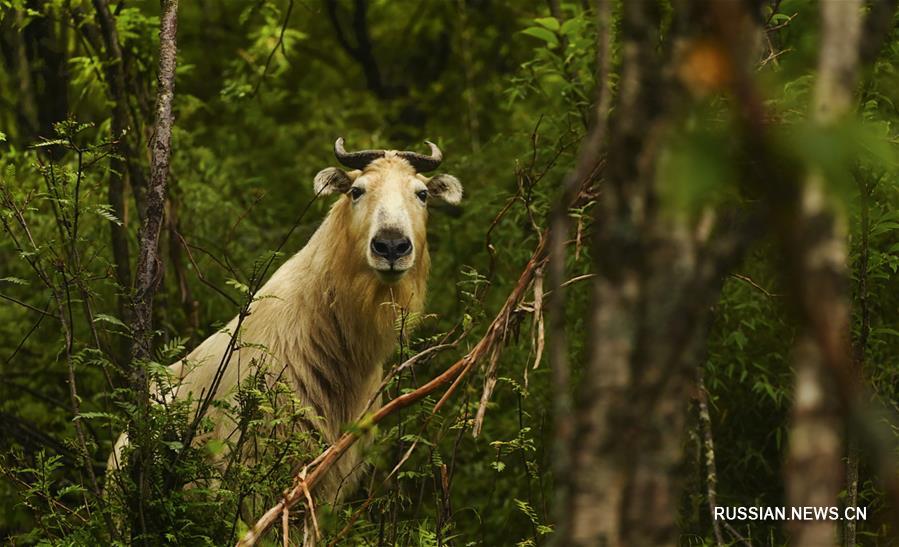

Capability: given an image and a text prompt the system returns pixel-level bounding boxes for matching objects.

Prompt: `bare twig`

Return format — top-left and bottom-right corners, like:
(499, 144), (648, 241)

(729, 273), (781, 298)
(0, 293), (58, 318)
(131, 0), (180, 362)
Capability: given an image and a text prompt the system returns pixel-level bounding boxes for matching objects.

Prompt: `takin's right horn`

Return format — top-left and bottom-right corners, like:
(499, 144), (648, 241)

(334, 138), (386, 170)
(396, 141), (443, 172)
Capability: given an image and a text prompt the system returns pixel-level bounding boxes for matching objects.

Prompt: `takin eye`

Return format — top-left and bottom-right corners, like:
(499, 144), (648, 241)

(416, 189), (428, 203)
(349, 187), (365, 201)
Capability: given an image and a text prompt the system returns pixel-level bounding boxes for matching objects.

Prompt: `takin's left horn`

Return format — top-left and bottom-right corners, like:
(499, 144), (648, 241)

(396, 141), (443, 172)
(334, 137), (386, 170)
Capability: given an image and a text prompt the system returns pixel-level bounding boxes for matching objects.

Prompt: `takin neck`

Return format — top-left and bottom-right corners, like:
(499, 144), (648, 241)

(260, 198), (429, 385)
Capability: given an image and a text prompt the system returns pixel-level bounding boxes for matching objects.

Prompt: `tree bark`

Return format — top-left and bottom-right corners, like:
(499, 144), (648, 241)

(132, 0), (179, 364)
(9, 8), (39, 138)
(128, 0), (179, 540)
(22, 0), (69, 147)
(785, 3), (862, 546)
(92, 0), (145, 323)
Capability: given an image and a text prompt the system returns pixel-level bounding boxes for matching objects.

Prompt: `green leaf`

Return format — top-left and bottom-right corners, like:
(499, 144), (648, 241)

(770, 13), (791, 24)
(559, 18), (581, 36)
(204, 439), (227, 457)
(58, 484), (87, 497)
(74, 411), (119, 422)
(92, 204), (123, 226)
(226, 278), (251, 296)
(514, 498), (540, 526)
(93, 313), (128, 329)
(31, 139), (67, 148)
(872, 327), (899, 338)
(163, 440), (184, 451)
(533, 17), (560, 31)
(521, 27), (559, 47)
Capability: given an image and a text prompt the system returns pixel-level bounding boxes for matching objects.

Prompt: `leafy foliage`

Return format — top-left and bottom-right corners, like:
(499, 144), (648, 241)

(1, 0), (899, 545)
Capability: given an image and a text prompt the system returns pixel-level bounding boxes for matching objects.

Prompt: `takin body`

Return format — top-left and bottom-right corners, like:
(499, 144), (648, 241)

(108, 140), (463, 503)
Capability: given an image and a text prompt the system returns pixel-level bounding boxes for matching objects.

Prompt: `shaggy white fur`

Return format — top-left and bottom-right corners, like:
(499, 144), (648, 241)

(108, 156), (461, 503)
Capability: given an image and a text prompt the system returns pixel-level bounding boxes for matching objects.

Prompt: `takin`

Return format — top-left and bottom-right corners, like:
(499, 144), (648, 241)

(108, 138), (463, 503)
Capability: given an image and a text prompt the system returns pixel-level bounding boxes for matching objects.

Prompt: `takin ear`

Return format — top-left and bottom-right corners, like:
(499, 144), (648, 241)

(425, 174), (463, 205)
(313, 167), (360, 196)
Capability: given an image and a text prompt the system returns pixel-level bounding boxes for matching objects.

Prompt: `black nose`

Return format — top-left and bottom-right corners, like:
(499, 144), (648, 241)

(370, 235), (413, 262)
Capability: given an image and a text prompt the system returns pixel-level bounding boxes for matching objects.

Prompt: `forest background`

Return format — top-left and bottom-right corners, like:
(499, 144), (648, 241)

(2, 0), (899, 546)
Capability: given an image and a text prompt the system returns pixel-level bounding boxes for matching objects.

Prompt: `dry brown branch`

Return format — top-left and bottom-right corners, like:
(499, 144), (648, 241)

(531, 265), (545, 372)
(765, 12), (797, 32)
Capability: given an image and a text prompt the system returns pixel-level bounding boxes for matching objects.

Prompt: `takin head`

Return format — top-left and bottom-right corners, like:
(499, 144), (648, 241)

(313, 138), (463, 284)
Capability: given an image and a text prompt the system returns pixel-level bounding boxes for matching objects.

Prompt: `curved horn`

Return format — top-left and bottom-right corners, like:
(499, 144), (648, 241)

(396, 140), (443, 172)
(334, 137), (386, 170)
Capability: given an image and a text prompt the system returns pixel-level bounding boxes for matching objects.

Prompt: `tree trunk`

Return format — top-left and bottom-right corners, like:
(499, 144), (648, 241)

(128, 0), (179, 540)
(92, 0), (142, 335)
(131, 0), (180, 368)
(23, 0), (69, 146)
(785, 3), (862, 545)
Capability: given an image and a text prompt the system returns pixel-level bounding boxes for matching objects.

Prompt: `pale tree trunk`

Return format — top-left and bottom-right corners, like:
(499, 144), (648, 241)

(785, 3), (862, 546)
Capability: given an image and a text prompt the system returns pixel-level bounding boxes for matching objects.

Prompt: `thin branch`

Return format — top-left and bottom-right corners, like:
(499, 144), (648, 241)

(0, 292), (58, 318)
(729, 273), (781, 298)
(697, 369), (725, 547)
(252, 0), (294, 96)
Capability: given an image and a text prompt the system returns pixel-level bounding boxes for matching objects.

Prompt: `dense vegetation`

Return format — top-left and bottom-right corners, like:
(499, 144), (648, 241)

(1, 0), (899, 545)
